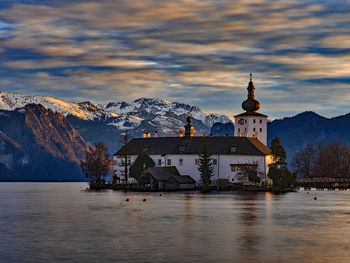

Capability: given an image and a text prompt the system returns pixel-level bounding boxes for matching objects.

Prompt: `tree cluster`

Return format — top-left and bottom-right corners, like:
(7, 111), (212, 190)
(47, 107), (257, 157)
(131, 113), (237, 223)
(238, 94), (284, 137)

(292, 140), (350, 178)
(268, 137), (297, 190)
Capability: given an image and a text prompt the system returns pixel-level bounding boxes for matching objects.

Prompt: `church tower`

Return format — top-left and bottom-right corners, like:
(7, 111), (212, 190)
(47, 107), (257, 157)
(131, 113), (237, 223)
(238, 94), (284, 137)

(184, 113), (194, 137)
(234, 74), (268, 145)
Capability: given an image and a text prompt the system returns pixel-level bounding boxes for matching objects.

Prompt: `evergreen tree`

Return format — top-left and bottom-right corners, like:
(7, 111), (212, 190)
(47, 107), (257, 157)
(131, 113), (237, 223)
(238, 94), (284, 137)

(198, 140), (214, 191)
(129, 153), (155, 181)
(268, 137), (296, 190)
(270, 137), (287, 165)
(268, 166), (297, 190)
(81, 141), (112, 184)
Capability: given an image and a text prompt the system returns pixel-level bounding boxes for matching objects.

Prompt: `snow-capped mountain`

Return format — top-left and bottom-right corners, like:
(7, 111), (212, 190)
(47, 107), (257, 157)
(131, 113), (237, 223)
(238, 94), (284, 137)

(0, 91), (231, 132)
(104, 97), (231, 127)
(0, 91), (232, 153)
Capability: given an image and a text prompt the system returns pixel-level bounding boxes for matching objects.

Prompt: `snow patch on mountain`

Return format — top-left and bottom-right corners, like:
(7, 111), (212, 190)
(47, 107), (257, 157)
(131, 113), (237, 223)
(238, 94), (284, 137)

(0, 91), (115, 120)
(107, 115), (143, 130)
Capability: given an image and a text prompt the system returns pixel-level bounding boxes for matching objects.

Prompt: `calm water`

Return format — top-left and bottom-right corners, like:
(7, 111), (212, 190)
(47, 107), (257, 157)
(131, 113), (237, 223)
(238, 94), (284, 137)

(0, 183), (350, 262)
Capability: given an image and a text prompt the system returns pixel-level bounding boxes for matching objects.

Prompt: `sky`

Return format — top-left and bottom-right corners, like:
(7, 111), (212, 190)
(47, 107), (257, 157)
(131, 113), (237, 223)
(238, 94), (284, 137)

(1, 0), (350, 119)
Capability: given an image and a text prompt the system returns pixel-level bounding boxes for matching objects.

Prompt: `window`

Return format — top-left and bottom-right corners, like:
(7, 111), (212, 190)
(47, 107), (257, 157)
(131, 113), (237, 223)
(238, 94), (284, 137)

(158, 159), (161, 165)
(167, 159), (171, 165)
(245, 128), (247, 132)
(213, 159), (217, 165)
(253, 128), (256, 132)
(179, 146), (186, 153)
(195, 159), (199, 165)
(230, 145), (237, 153)
(230, 164), (237, 172)
(238, 128), (240, 132)
(179, 159), (183, 166)
(239, 118), (244, 125)
(260, 128), (262, 132)
(259, 119), (262, 124)
(244, 119), (247, 124)
(121, 159), (130, 166)
(253, 119), (256, 123)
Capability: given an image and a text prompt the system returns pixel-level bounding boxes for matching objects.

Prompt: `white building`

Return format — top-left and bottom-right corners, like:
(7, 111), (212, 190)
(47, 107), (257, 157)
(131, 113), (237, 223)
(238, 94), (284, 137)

(113, 75), (273, 185)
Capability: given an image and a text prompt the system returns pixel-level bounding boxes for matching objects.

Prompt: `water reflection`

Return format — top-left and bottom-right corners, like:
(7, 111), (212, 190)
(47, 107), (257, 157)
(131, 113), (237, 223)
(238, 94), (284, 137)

(1, 184), (350, 262)
(236, 193), (261, 261)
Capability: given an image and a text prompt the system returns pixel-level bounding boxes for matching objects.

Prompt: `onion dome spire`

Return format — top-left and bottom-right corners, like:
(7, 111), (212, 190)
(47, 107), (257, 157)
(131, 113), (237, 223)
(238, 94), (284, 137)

(242, 73), (260, 112)
(186, 112), (192, 124)
(184, 112), (194, 137)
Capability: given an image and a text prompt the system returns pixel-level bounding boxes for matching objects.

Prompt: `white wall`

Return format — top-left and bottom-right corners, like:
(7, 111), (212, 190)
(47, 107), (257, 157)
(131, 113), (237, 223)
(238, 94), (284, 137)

(114, 154), (273, 184)
(234, 116), (267, 145)
(264, 154), (274, 184)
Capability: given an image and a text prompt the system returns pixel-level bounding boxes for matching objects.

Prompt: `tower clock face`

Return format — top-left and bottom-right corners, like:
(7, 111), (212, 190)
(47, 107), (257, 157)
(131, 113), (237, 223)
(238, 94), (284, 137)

(238, 119), (244, 125)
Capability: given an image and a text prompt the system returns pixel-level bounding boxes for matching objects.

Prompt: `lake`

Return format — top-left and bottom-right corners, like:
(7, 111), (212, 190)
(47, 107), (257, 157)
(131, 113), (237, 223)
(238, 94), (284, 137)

(0, 183), (349, 262)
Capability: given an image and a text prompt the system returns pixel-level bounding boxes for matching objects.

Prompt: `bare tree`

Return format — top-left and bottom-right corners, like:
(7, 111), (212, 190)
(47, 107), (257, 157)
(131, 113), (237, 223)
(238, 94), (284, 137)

(235, 161), (262, 183)
(313, 141), (350, 178)
(291, 144), (318, 178)
(81, 141), (112, 184)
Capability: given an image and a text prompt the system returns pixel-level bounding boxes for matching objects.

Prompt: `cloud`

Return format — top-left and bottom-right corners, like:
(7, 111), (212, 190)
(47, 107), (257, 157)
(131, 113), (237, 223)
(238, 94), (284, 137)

(1, 0), (350, 119)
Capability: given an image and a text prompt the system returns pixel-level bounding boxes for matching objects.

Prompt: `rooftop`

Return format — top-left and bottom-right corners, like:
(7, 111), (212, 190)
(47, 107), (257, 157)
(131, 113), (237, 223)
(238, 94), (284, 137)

(142, 167), (196, 184)
(115, 136), (271, 156)
(234, 112), (268, 117)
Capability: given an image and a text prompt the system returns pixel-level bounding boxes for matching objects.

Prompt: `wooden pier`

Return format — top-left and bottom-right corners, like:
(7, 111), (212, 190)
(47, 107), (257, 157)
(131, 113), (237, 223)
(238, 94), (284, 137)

(297, 177), (350, 190)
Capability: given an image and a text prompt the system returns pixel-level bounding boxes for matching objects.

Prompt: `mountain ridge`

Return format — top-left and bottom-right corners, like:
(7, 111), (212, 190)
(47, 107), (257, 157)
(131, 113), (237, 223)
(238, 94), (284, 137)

(0, 104), (87, 181)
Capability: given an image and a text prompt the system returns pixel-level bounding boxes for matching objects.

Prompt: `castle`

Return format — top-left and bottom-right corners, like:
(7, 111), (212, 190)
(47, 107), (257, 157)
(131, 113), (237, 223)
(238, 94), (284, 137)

(113, 75), (273, 185)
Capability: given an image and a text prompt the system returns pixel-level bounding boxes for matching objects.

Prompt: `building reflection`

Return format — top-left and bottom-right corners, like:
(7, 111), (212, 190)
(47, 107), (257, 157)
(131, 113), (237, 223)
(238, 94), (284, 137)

(236, 193), (262, 260)
(184, 194), (194, 233)
(181, 194), (195, 259)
